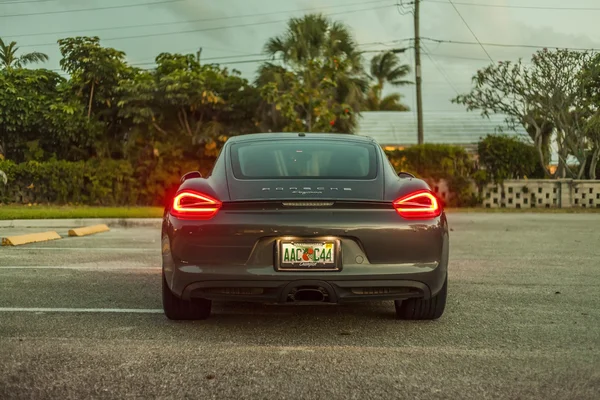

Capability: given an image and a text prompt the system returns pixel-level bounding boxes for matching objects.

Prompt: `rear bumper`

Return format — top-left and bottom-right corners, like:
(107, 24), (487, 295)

(163, 241), (449, 304)
(162, 210), (449, 304)
(181, 279), (432, 304)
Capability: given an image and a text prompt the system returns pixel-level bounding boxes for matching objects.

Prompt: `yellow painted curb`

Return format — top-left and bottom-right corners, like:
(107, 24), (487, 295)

(68, 224), (110, 237)
(2, 231), (62, 246)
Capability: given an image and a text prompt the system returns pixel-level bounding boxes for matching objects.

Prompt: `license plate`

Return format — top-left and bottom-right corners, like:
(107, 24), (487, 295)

(279, 241), (338, 270)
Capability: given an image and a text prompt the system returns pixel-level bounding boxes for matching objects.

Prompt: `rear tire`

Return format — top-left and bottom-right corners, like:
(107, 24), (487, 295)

(162, 272), (211, 320)
(395, 276), (447, 320)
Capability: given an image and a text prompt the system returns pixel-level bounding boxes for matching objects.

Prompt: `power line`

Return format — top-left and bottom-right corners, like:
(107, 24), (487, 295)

(212, 58), (278, 66)
(43, 36), (600, 72)
(358, 39), (412, 48)
(50, 38), (411, 71)
(361, 47), (410, 54)
(143, 57), (281, 68)
(395, 0), (415, 15)
(4, 0), (391, 39)
(447, 0), (493, 62)
(119, 58), (276, 69)
(129, 53), (266, 66)
(19, 4), (396, 48)
(423, 0), (600, 11)
(425, 52), (535, 66)
(0, 0), (54, 4)
(0, 0), (183, 19)
(421, 42), (459, 95)
(197, 46), (410, 63)
(423, 52), (489, 62)
(130, 43), (412, 67)
(49, 56), (274, 71)
(123, 45), (258, 66)
(422, 37), (600, 51)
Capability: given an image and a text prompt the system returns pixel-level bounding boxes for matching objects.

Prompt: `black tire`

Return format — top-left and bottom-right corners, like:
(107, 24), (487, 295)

(162, 272), (211, 320)
(395, 276), (447, 320)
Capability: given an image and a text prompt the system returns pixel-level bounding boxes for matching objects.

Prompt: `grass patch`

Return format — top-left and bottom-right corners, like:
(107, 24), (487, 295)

(2, 204), (599, 220)
(0, 205), (163, 220)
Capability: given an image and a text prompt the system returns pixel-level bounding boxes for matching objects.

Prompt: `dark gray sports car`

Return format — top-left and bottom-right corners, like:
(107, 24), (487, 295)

(161, 133), (449, 320)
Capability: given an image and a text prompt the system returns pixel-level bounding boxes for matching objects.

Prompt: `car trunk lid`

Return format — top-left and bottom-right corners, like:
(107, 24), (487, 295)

(226, 179), (384, 201)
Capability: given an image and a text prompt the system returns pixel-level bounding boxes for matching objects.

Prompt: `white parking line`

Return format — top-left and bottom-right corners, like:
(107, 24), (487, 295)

(2, 247), (156, 251)
(0, 307), (163, 314)
(0, 266), (161, 271)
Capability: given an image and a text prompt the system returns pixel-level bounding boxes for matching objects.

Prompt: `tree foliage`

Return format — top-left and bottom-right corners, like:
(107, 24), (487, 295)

(58, 37), (129, 118)
(0, 68), (100, 162)
(364, 51), (411, 111)
(0, 38), (48, 70)
(454, 49), (600, 179)
(257, 14), (368, 133)
(260, 59), (354, 133)
(580, 53), (600, 179)
(3, 18), (600, 208)
(477, 135), (544, 183)
(57, 36), (139, 158)
(118, 53), (260, 159)
(364, 88), (409, 112)
(385, 144), (479, 207)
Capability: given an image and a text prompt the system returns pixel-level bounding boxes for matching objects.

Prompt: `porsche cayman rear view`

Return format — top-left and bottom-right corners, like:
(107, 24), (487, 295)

(161, 133), (449, 320)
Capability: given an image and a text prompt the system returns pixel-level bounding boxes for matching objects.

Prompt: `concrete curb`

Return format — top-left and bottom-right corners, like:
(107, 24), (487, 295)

(2, 231), (62, 246)
(68, 224), (111, 237)
(0, 218), (162, 229)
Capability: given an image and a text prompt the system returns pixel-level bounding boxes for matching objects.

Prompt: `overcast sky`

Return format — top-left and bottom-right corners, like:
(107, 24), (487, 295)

(2, 0), (600, 113)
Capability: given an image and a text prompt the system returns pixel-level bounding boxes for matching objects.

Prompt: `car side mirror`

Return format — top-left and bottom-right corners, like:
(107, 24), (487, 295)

(181, 171), (202, 183)
(398, 172), (415, 179)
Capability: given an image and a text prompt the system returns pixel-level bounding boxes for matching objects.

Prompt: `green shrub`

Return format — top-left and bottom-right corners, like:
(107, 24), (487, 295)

(0, 158), (213, 206)
(477, 135), (544, 183)
(386, 144), (475, 180)
(385, 144), (479, 207)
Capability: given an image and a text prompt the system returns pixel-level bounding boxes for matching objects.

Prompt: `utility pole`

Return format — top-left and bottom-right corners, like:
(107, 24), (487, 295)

(414, 0), (424, 145)
(196, 47), (203, 64)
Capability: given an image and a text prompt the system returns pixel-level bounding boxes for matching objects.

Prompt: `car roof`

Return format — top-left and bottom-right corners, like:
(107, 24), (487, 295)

(226, 132), (376, 144)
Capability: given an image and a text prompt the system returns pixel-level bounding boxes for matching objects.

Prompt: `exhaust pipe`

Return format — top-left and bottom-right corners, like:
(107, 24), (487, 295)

(290, 288), (326, 302)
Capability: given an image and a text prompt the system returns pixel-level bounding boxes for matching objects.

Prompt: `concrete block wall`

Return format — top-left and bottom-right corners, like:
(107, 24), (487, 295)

(570, 181), (600, 208)
(480, 180), (600, 209)
(430, 180), (451, 205)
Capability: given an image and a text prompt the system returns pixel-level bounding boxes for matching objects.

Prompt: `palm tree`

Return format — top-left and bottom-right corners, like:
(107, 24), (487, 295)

(365, 88), (410, 112)
(364, 51), (412, 111)
(264, 14), (362, 68)
(370, 51), (412, 88)
(0, 38), (48, 70)
(257, 14), (368, 132)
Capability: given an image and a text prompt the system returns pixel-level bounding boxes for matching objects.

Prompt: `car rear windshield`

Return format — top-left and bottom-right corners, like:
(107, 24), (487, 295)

(230, 139), (378, 180)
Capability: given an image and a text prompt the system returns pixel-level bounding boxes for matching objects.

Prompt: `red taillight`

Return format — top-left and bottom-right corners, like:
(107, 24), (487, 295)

(393, 190), (441, 219)
(171, 190), (221, 220)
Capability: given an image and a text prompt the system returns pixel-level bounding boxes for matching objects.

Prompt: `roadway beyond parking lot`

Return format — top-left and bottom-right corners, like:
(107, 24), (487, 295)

(1, 214), (599, 399)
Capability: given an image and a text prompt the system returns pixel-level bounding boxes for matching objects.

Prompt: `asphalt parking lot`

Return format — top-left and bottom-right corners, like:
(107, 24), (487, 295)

(1, 214), (599, 399)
